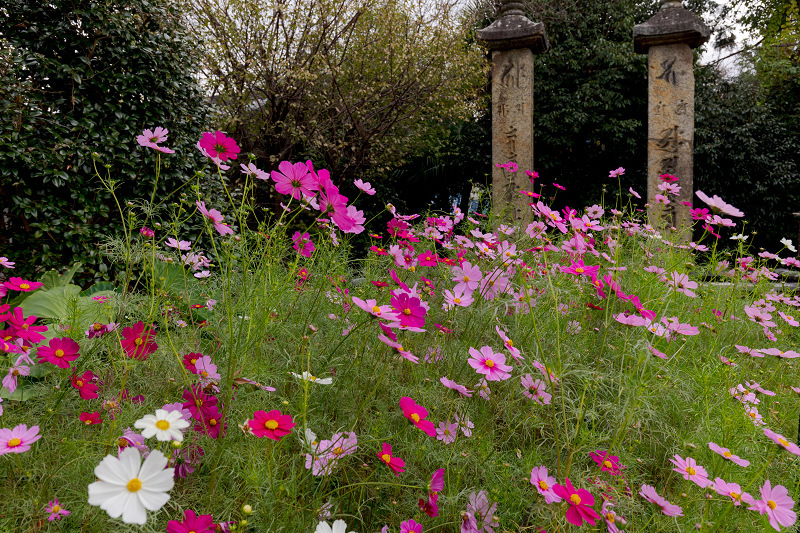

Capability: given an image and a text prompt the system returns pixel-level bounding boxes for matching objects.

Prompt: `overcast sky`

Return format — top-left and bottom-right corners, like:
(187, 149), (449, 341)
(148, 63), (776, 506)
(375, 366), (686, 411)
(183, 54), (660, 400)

(698, 0), (754, 75)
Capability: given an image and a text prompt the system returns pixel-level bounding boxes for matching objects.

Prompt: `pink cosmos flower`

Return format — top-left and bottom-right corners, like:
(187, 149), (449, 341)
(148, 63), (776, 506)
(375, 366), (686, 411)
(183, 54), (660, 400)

(399, 397), (437, 437)
(520, 374), (551, 404)
(748, 480), (797, 530)
(198, 131), (240, 161)
(640, 484), (683, 516)
(7, 307), (48, 343)
(351, 297), (398, 321)
(601, 500), (626, 533)
(711, 477), (752, 506)
(609, 167), (625, 178)
(3, 355), (30, 393)
(454, 414), (473, 437)
(763, 428), (800, 457)
(695, 190), (744, 217)
(292, 231), (315, 258)
(475, 379), (491, 400)
(0, 424), (41, 455)
(436, 421), (458, 444)
(377, 334), (419, 364)
(37, 337), (81, 369)
(5, 277), (43, 292)
(442, 288), (474, 310)
(708, 442), (750, 467)
(167, 509), (216, 533)
(240, 162), (270, 180)
(530, 466), (562, 503)
(667, 272), (698, 297)
(400, 519), (422, 533)
(0, 257), (15, 268)
(165, 238), (192, 251)
(354, 179), (376, 195)
(533, 360), (559, 383)
(670, 454), (712, 488)
(468, 346), (512, 381)
(589, 450), (623, 476)
(452, 262), (482, 293)
(440, 376), (473, 397)
(552, 478), (599, 526)
(495, 326), (523, 361)
(196, 201), (234, 236)
(249, 410), (295, 440)
(390, 293), (427, 328)
(272, 161), (317, 200)
(46, 499), (70, 521)
(377, 442), (405, 476)
(136, 127), (175, 153)
(120, 321), (158, 360)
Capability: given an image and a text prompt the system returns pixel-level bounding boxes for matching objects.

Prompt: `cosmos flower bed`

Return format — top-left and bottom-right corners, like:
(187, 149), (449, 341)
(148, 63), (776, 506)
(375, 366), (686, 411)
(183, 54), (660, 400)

(1, 128), (800, 532)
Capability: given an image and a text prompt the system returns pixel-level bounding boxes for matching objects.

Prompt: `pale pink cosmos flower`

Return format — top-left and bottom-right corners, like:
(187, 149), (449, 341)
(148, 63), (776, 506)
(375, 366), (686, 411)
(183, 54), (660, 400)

(351, 297), (398, 320)
(440, 377), (473, 397)
(240, 162), (269, 180)
(196, 201), (234, 236)
(271, 161), (317, 200)
(779, 311), (800, 326)
(454, 414), (473, 437)
(640, 484), (683, 516)
(377, 334), (418, 364)
(520, 374), (551, 404)
(530, 466), (562, 503)
(759, 347), (800, 358)
(136, 127), (175, 153)
(165, 238), (192, 251)
(468, 346), (512, 381)
(670, 455), (712, 488)
(609, 167), (625, 178)
(730, 384), (759, 405)
(442, 288), (474, 310)
(745, 405), (765, 426)
(763, 428), (800, 457)
(0, 424), (41, 455)
(667, 272), (698, 297)
(748, 480), (797, 530)
(0, 257), (15, 268)
(353, 179), (376, 195)
(436, 421), (458, 445)
(475, 379), (491, 400)
(495, 326), (523, 361)
(533, 360), (559, 383)
(695, 190), (744, 217)
(3, 355), (30, 393)
(601, 500), (626, 533)
(708, 442), (750, 467)
(736, 344), (764, 358)
(452, 262), (482, 293)
(745, 381), (776, 396)
(711, 477), (753, 506)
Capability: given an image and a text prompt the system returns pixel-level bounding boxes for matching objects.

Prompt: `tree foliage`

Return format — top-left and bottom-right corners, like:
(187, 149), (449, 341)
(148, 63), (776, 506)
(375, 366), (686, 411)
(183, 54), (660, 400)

(183, 0), (487, 188)
(0, 0), (209, 281)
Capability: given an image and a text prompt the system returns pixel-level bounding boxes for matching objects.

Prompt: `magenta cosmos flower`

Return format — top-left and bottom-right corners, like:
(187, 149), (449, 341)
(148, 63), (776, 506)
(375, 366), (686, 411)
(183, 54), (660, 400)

(37, 337), (81, 369)
(589, 450), (623, 476)
(640, 484), (683, 516)
(292, 231), (315, 258)
(749, 480), (797, 530)
(530, 466), (561, 503)
(46, 499), (70, 521)
(390, 293), (427, 328)
(5, 277), (43, 292)
(198, 131), (240, 161)
(552, 478), (599, 526)
(399, 397), (436, 437)
(468, 346), (512, 381)
(248, 410), (295, 441)
(120, 321), (158, 360)
(167, 509), (216, 533)
(196, 201), (234, 236)
(0, 424), (41, 455)
(377, 442), (405, 476)
(670, 454), (711, 487)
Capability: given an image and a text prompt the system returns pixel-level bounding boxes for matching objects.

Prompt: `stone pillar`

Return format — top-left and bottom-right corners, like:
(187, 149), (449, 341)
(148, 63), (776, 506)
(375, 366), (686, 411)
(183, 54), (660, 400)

(634, 0), (709, 237)
(477, 0), (548, 222)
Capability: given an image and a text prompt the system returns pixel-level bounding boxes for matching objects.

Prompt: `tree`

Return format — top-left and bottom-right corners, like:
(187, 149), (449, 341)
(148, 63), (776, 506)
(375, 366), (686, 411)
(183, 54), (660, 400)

(183, 0), (487, 188)
(0, 0), (209, 281)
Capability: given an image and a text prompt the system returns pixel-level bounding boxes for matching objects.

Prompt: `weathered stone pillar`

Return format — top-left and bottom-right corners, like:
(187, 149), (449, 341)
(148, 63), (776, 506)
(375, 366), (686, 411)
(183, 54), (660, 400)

(634, 0), (709, 237)
(477, 0), (548, 221)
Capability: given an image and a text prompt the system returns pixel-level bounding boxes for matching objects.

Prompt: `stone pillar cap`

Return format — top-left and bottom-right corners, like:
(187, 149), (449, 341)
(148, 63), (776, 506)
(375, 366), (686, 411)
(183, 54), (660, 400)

(478, 15), (549, 53)
(633, 1), (710, 54)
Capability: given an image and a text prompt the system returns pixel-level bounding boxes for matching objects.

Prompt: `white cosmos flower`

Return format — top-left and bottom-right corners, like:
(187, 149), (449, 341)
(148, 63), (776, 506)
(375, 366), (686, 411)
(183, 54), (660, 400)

(87, 447), (174, 524)
(315, 520), (357, 533)
(781, 238), (797, 252)
(134, 409), (191, 442)
(290, 371), (333, 385)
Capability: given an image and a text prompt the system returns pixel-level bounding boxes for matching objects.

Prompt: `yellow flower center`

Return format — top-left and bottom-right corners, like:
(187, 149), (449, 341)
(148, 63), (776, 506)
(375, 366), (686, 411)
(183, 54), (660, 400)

(51, 505), (61, 513)
(201, 371), (209, 377)
(11, 369), (19, 376)
(7, 438), (21, 447)
(381, 453), (391, 463)
(454, 298), (461, 304)
(127, 478), (142, 492)
(723, 451), (732, 458)
(85, 419), (93, 425)
(485, 359), (494, 368)
(372, 306), (381, 314)
(606, 513), (614, 522)
(76, 380), (84, 387)
(209, 419), (217, 426)
(190, 358), (197, 364)
(134, 338), (143, 346)
(265, 420), (279, 430)
(686, 467), (696, 476)
(730, 492), (740, 500)
(403, 309), (411, 315)
(195, 399), (203, 407)
(749, 412), (756, 419)
(462, 276), (469, 282)
(506, 339), (513, 347)
(93, 323), (103, 331)
(309, 375), (317, 381)
(779, 438), (790, 447)
(768, 500), (777, 510)
(570, 494), (582, 505)
(333, 447), (343, 456)
(411, 413), (420, 423)
(603, 460), (613, 469)
(538, 480), (549, 490)
(576, 267), (584, 273)
(20, 283), (30, 289)
(155, 420), (170, 430)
